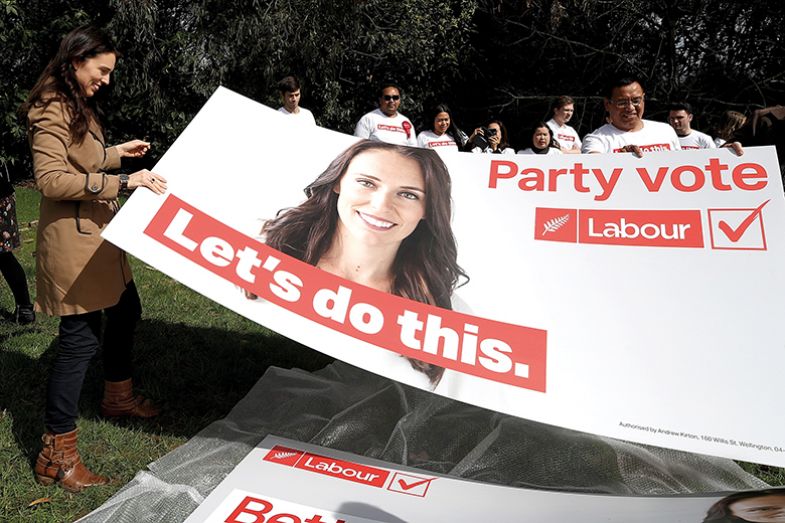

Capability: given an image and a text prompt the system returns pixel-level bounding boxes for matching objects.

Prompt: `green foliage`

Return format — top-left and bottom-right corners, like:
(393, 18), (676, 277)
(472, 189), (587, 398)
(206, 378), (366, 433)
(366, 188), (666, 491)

(0, 0), (113, 179)
(102, 0), (476, 148)
(0, 0), (32, 172)
(465, 0), (785, 142)
(1, 1), (784, 167)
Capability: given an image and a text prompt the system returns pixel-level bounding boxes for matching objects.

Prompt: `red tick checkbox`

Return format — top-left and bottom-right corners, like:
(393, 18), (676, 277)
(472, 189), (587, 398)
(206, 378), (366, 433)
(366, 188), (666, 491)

(707, 200), (770, 251)
(386, 472), (435, 497)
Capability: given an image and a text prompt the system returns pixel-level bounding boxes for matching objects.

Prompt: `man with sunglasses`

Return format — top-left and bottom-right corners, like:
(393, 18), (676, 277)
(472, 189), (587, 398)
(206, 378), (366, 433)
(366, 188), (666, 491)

(354, 83), (417, 147)
(582, 75), (681, 155)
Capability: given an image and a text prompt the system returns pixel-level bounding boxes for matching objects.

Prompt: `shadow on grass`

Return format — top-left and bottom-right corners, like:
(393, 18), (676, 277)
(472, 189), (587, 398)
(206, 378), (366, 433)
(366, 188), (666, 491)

(0, 317), (334, 466)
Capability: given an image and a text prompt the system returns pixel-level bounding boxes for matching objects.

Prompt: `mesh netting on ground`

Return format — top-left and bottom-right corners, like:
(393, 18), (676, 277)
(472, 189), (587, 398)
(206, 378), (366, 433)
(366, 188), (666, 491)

(77, 362), (767, 522)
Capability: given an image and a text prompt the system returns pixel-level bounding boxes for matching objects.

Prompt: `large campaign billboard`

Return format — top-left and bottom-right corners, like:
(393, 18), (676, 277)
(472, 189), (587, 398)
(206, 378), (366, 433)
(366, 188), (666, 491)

(104, 87), (785, 466)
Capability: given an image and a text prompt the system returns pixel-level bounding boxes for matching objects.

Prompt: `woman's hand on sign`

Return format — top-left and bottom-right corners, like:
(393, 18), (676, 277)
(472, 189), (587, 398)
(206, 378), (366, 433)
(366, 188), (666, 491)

(129, 169), (167, 194)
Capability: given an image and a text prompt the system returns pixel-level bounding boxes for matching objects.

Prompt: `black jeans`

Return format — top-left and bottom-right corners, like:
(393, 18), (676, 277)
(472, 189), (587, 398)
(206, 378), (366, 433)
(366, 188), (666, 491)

(44, 281), (142, 434)
(0, 251), (31, 307)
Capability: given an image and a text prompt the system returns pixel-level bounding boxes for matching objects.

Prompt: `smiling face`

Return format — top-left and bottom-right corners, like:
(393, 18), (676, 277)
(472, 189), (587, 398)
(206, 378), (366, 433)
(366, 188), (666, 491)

(605, 81), (645, 132)
(282, 89), (301, 113)
(378, 86), (401, 117)
(554, 103), (574, 125)
(730, 494), (785, 523)
(334, 149), (426, 250)
(72, 52), (116, 97)
(433, 112), (451, 135)
(533, 126), (551, 149)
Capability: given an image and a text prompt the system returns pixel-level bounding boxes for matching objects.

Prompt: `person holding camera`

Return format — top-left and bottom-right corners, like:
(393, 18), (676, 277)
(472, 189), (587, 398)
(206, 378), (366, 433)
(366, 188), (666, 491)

(466, 120), (515, 154)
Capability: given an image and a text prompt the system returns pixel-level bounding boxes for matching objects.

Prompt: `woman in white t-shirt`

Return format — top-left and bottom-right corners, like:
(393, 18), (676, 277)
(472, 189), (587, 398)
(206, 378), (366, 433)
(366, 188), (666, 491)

(417, 104), (467, 152)
(518, 122), (564, 155)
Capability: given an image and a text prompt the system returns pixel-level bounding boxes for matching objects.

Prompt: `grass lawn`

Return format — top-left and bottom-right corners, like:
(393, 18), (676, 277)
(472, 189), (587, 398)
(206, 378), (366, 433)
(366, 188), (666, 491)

(0, 187), (333, 522)
(0, 187), (782, 522)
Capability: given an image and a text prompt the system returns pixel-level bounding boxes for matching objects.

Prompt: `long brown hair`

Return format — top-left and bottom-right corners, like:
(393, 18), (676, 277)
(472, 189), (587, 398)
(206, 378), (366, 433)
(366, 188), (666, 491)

(715, 110), (747, 143)
(263, 140), (468, 385)
(20, 25), (118, 143)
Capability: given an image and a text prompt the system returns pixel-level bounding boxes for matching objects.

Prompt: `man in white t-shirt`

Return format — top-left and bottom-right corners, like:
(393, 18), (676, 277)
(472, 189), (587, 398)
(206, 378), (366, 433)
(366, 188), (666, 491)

(276, 75), (316, 125)
(667, 102), (716, 149)
(582, 75), (681, 155)
(546, 95), (582, 154)
(354, 83), (417, 147)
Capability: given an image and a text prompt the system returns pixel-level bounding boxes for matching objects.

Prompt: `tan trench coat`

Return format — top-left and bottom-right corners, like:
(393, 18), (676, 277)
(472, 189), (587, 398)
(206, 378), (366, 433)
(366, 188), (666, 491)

(27, 98), (132, 316)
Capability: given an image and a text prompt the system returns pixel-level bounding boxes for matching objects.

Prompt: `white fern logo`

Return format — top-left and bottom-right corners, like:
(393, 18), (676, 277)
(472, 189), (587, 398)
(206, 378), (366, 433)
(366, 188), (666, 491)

(274, 451), (297, 460)
(542, 214), (570, 236)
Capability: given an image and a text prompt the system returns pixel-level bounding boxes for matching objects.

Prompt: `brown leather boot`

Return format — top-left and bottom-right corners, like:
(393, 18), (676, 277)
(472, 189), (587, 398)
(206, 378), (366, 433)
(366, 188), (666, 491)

(100, 379), (160, 418)
(34, 429), (109, 492)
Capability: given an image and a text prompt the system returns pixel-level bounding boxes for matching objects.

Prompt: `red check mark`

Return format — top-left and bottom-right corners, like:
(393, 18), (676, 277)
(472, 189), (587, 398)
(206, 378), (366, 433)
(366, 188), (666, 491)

(397, 477), (432, 491)
(717, 200), (770, 242)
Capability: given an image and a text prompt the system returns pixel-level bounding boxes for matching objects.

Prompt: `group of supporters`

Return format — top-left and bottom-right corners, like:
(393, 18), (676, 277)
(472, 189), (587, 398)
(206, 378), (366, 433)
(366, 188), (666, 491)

(277, 74), (752, 158)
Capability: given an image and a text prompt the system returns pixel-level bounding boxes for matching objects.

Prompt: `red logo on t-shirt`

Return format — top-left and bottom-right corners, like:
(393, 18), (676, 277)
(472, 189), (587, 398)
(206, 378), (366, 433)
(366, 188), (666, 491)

(377, 124), (405, 134)
(613, 143), (672, 153)
(428, 140), (456, 148)
(402, 121), (412, 138)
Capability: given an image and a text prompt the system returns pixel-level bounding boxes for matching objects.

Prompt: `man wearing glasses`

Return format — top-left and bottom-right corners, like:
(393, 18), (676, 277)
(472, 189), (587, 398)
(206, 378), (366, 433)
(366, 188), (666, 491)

(582, 75), (681, 155)
(354, 83), (418, 147)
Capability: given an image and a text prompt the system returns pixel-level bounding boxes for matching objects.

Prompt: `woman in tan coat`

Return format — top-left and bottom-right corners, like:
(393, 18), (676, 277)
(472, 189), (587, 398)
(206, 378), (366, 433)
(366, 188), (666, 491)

(22, 25), (167, 492)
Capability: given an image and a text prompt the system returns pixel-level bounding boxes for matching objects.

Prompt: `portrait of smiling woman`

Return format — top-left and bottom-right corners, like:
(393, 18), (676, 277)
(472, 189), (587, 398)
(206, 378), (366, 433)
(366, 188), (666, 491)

(259, 140), (468, 388)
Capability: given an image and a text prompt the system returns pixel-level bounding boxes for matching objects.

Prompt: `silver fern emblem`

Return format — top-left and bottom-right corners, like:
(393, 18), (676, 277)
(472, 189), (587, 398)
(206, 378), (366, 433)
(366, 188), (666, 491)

(542, 214), (570, 235)
(274, 451), (298, 460)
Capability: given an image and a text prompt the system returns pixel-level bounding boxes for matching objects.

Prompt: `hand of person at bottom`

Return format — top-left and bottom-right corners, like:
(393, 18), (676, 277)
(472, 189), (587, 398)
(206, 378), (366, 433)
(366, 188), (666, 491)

(618, 144), (643, 157)
(129, 169), (167, 195)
